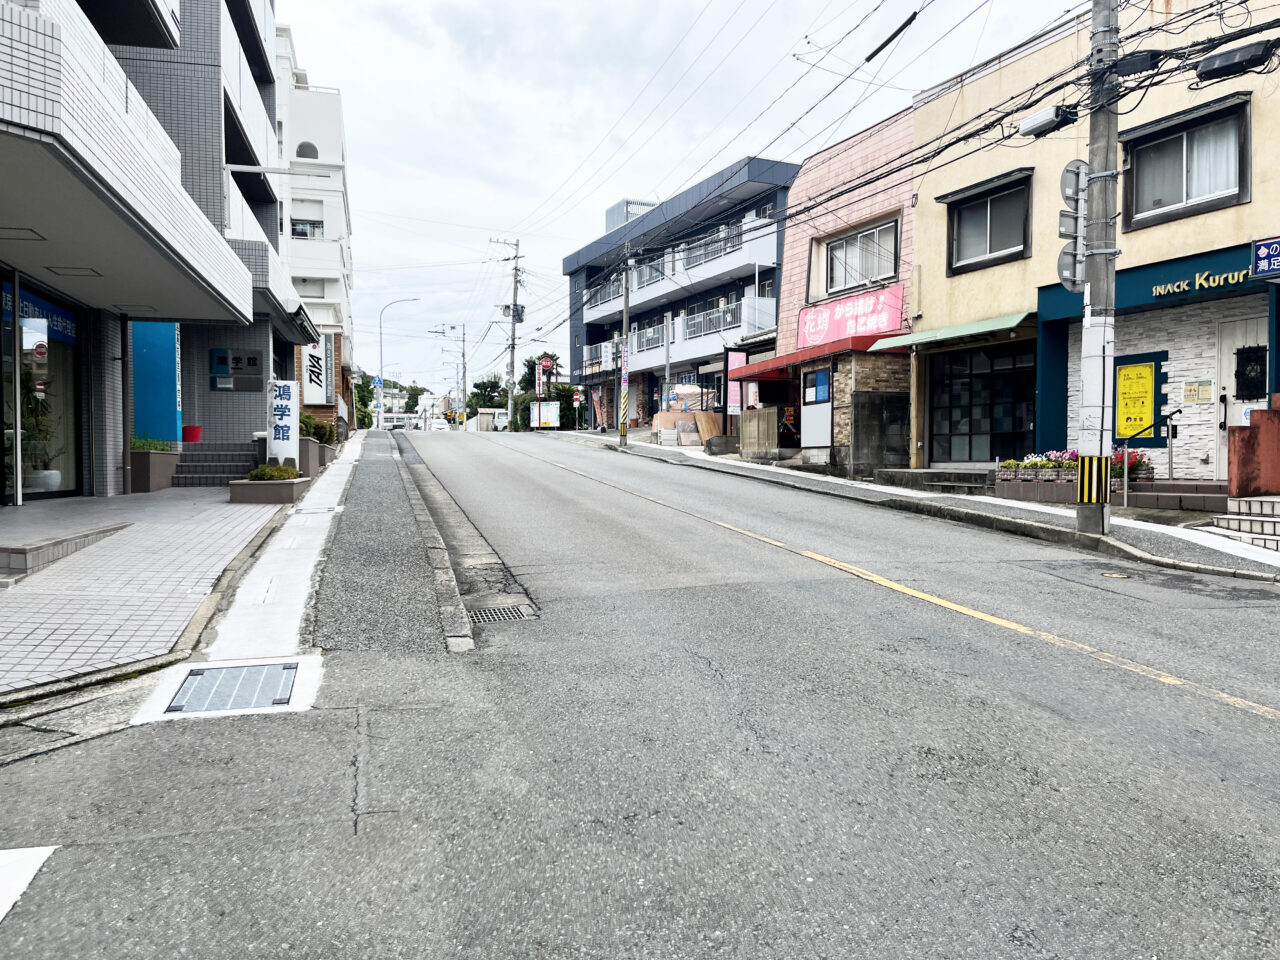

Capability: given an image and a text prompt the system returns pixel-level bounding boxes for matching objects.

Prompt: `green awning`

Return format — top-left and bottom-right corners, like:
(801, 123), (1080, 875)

(867, 312), (1033, 352)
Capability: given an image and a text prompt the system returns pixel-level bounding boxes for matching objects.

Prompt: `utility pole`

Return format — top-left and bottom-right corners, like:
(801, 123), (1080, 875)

(492, 238), (522, 429)
(663, 311), (671, 413)
(619, 246), (631, 447)
(1077, 0), (1120, 534)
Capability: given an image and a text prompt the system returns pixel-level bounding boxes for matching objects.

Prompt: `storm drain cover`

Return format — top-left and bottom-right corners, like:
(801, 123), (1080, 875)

(165, 663), (298, 714)
(291, 506), (342, 515)
(468, 606), (531, 624)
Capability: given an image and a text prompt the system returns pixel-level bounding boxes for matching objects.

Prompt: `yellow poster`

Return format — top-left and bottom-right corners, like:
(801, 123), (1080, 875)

(1116, 362), (1155, 440)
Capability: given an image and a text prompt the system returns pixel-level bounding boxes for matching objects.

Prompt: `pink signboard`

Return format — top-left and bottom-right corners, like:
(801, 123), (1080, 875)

(726, 350), (747, 413)
(796, 283), (906, 350)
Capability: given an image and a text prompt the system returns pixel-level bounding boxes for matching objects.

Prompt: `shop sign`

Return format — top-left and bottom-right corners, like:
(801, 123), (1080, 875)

(302, 336), (334, 406)
(726, 351), (747, 414)
(1151, 269), (1250, 298)
(4, 283), (77, 344)
(209, 348), (265, 392)
(797, 283), (905, 350)
(1182, 379), (1214, 405)
(267, 380), (300, 467)
(1116, 362), (1155, 440)
(1252, 237), (1280, 279)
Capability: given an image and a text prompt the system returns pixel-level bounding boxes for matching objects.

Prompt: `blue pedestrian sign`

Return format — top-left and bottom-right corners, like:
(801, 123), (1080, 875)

(372, 376), (383, 388)
(1252, 237), (1280, 279)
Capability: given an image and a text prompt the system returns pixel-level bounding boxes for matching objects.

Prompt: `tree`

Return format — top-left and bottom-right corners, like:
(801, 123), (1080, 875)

(355, 372), (373, 408)
(467, 374), (506, 418)
(405, 383), (424, 414)
(518, 352), (562, 393)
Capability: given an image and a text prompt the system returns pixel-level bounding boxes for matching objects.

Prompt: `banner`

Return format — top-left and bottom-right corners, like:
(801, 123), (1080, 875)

(268, 380), (300, 468)
(726, 351), (747, 414)
(302, 335), (333, 406)
(796, 283), (906, 350)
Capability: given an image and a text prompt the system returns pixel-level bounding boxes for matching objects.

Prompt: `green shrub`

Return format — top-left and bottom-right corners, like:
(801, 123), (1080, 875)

(132, 436), (171, 451)
(246, 464), (301, 481)
(1000, 459), (1019, 469)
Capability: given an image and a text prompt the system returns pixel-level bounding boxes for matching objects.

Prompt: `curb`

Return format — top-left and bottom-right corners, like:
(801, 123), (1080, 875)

(392, 437), (474, 653)
(537, 432), (1280, 585)
(0, 501), (295, 711)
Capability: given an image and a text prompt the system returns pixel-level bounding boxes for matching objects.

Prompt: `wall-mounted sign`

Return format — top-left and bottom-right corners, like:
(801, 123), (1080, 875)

(797, 283), (905, 350)
(1182, 379), (1214, 405)
(1116, 362), (1155, 440)
(267, 380), (300, 468)
(1151, 269), (1250, 298)
(302, 335), (334, 406)
(1252, 237), (1280, 279)
(210, 348), (264, 392)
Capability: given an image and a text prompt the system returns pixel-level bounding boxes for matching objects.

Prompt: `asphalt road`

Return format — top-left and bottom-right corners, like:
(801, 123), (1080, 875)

(4, 429), (1280, 959)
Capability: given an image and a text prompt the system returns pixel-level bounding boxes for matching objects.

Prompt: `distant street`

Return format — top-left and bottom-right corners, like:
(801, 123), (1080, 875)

(4, 430), (1280, 958)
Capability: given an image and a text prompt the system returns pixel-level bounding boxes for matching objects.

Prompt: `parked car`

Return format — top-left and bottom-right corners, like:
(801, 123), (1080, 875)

(493, 411), (510, 432)
(430, 418), (450, 432)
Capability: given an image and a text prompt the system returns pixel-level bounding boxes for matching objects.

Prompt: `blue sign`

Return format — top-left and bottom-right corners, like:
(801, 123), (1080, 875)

(1253, 237), (1280, 279)
(372, 376), (383, 388)
(669, 392), (678, 401)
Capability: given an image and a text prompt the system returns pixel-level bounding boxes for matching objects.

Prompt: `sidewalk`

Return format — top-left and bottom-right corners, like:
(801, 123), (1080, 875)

(540, 429), (1280, 581)
(0, 491), (282, 700)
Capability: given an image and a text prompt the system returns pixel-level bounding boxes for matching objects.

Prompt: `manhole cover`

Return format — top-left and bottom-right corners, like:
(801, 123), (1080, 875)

(468, 606), (531, 624)
(166, 663), (298, 714)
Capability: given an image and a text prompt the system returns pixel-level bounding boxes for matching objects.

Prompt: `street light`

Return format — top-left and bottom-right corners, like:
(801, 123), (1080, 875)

(378, 298), (419, 429)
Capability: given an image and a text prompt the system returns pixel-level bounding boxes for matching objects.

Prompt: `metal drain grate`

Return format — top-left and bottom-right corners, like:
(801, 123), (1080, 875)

(468, 606), (531, 624)
(165, 663), (298, 714)
(291, 506), (342, 515)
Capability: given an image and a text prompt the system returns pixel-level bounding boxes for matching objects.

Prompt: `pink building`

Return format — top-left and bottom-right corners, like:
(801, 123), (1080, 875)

(731, 108), (913, 474)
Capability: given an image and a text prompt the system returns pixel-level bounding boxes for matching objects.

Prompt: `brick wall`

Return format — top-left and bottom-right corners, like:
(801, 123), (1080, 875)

(777, 109), (914, 354)
(1065, 293), (1268, 479)
(293, 331), (343, 425)
(853, 352), (910, 392)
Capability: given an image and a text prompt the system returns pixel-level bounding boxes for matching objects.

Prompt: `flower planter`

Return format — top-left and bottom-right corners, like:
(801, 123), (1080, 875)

(997, 467), (1019, 481)
(229, 477), (312, 504)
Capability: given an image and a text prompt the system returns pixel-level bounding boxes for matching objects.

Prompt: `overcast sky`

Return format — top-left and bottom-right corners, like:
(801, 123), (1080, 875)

(275, 0), (1080, 398)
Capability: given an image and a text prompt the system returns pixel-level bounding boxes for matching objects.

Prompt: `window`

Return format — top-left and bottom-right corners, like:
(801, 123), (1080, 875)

(950, 186), (1027, 270)
(803, 369), (830, 404)
(826, 221), (897, 294)
(1129, 113), (1244, 223)
(758, 279), (774, 298)
(296, 141), (319, 159)
(291, 219), (324, 239)
(756, 201), (775, 219)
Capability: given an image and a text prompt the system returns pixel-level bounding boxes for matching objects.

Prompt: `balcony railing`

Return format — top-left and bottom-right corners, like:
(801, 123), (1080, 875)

(585, 275), (623, 308)
(684, 301), (742, 340)
(632, 323), (666, 353)
(635, 259), (665, 289)
(683, 221), (743, 269)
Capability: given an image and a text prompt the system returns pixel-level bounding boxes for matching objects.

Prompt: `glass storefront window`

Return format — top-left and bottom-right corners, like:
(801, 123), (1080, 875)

(3, 281), (79, 501)
(929, 341), (1036, 464)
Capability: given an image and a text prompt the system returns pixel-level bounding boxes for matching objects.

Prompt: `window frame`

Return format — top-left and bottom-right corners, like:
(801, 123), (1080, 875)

(945, 180), (1031, 276)
(1121, 100), (1251, 232)
(823, 219), (899, 296)
(291, 219), (325, 240)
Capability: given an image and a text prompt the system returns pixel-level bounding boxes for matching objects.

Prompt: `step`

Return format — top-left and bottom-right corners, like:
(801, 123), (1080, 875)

(1213, 514), (1280, 537)
(0, 523), (129, 576)
(174, 463), (255, 477)
(1122, 491), (1227, 513)
(1204, 526), (1280, 552)
(1134, 480), (1228, 495)
(178, 450), (262, 464)
(171, 473), (245, 487)
(181, 441), (257, 453)
(925, 482), (990, 496)
(1228, 496), (1280, 517)
(875, 468), (993, 491)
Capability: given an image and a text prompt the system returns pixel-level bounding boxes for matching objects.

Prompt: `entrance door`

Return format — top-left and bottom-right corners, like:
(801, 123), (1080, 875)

(1216, 316), (1269, 481)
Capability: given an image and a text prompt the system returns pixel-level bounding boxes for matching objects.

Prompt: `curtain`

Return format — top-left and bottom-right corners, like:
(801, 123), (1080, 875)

(1187, 118), (1238, 200)
(955, 199), (988, 262)
(1134, 135), (1184, 213)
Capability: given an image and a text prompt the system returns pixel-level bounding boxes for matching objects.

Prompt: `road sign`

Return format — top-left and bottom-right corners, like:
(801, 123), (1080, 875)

(572, 391), (582, 402)
(1060, 159), (1088, 210)
(372, 376), (383, 388)
(33, 341), (47, 359)
(1058, 160), (1088, 294)
(540, 356), (553, 371)
(34, 380), (45, 399)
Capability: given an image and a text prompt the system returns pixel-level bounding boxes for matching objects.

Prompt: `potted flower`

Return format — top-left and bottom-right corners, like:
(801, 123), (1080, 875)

(1111, 447), (1154, 483)
(998, 459), (1020, 481)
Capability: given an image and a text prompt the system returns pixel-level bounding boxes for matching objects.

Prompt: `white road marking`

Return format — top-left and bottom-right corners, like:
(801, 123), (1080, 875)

(0, 847), (57, 924)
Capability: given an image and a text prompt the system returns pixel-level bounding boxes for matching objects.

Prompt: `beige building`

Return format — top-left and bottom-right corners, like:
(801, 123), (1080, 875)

(871, 2), (1276, 481)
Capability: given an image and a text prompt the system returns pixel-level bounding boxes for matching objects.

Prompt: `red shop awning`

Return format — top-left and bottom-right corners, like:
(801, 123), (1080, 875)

(728, 334), (906, 381)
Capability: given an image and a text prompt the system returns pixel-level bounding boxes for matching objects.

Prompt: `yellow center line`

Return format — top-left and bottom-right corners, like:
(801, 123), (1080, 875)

(528, 441), (1280, 721)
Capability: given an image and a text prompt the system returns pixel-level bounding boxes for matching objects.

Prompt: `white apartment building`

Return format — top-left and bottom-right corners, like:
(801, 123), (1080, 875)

(276, 24), (355, 438)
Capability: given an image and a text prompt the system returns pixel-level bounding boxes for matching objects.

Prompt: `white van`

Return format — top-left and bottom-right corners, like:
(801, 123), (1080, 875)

(493, 411), (510, 432)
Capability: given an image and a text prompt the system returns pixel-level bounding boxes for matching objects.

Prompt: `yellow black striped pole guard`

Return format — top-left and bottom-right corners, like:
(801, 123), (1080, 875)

(1076, 455), (1110, 504)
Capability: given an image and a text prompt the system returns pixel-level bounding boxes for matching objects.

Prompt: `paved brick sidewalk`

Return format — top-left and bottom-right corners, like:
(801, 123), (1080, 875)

(0, 490), (278, 695)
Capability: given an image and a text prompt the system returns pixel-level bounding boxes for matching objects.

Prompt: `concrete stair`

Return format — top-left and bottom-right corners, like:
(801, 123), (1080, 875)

(172, 441), (259, 488)
(1208, 496), (1280, 551)
(1121, 480), (1227, 513)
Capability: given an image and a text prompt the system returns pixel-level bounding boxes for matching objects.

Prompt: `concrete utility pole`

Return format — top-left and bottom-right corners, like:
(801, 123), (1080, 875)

(491, 238), (522, 429)
(1077, 0), (1120, 534)
(663, 312), (671, 413)
(459, 324), (467, 429)
(619, 246), (631, 447)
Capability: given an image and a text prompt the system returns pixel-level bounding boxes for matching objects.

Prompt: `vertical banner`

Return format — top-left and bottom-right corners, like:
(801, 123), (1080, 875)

(535, 364), (544, 397)
(302, 336), (331, 406)
(620, 345), (630, 427)
(591, 387), (603, 426)
(726, 350), (747, 415)
(268, 380), (300, 468)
